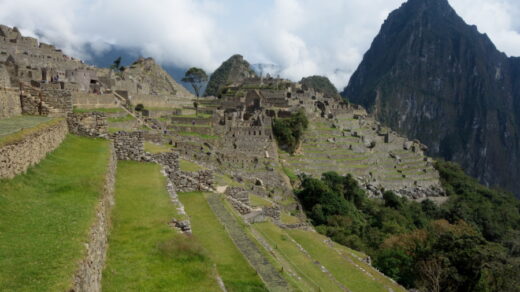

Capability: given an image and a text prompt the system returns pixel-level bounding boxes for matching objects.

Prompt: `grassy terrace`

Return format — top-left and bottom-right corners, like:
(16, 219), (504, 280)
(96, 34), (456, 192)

(102, 162), (218, 291)
(73, 107), (124, 113)
(179, 192), (267, 291)
(144, 141), (173, 154)
(0, 115), (54, 138)
(287, 229), (406, 292)
(179, 159), (205, 172)
(0, 135), (110, 291)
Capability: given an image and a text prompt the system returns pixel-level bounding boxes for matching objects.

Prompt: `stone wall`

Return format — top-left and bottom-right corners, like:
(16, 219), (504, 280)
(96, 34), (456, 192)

(71, 143), (116, 292)
(72, 92), (119, 109)
(112, 131), (145, 161)
(0, 119), (68, 179)
(0, 87), (21, 118)
(67, 112), (108, 138)
(175, 170), (214, 192)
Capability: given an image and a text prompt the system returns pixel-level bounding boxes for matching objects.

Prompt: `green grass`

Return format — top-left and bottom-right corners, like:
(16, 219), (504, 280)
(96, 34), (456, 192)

(254, 222), (343, 291)
(144, 142), (173, 154)
(172, 113), (212, 118)
(0, 115), (54, 138)
(107, 114), (136, 123)
(286, 229), (406, 292)
(102, 162), (218, 291)
(0, 135), (110, 291)
(172, 123), (212, 128)
(280, 212), (301, 224)
(73, 107), (124, 113)
(214, 173), (244, 187)
(108, 127), (125, 134)
(178, 131), (218, 139)
(282, 166), (297, 182)
(179, 159), (205, 172)
(179, 192), (267, 291)
(249, 194), (273, 207)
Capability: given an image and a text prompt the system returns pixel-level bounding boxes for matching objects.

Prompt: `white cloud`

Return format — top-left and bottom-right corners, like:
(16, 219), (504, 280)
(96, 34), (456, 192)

(0, 0), (519, 90)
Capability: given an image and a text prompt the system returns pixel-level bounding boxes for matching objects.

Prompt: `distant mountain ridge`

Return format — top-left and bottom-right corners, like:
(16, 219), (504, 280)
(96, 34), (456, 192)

(342, 0), (520, 197)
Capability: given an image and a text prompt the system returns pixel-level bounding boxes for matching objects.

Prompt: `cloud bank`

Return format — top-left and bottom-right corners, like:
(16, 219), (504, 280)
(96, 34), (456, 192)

(0, 0), (519, 89)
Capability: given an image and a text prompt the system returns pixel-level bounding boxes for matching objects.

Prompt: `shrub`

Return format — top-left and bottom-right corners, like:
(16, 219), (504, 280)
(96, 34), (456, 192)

(272, 110), (308, 154)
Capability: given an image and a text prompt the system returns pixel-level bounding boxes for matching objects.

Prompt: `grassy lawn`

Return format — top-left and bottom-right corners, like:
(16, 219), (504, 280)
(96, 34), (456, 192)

(0, 115), (54, 138)
(179, 192), (267, 291)
(249, 194), (273, 207)
(102, 162), (218, 291)
(172, 113), (212, 118)
(178, 131), (218, 139)
(144, 141), (173, 154)
(179, 159), (205, 172)
(0, 135), (110, 291)
(73, 107), (124, 113)
(254, 222), (343, 291)
(287, 229), (406, 292)
(107, 114), (136, 123)
(280, 212), (301, 224)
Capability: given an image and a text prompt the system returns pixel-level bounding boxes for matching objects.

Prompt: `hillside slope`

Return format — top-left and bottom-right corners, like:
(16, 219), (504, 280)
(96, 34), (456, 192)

(342, 0), (520, 197)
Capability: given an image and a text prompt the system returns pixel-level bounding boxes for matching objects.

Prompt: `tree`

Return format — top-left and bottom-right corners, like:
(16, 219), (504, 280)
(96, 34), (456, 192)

(110, 57), (125, 77)
(182, 67), (208, 97)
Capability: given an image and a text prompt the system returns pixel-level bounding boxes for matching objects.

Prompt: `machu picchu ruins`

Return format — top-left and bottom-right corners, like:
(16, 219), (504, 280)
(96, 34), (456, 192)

(2, 0), (520, 289)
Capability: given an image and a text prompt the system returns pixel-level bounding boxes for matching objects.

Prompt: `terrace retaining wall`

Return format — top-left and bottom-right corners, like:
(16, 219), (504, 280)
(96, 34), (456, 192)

(72, 143), (116, 292)
(0, 119), (68, 179)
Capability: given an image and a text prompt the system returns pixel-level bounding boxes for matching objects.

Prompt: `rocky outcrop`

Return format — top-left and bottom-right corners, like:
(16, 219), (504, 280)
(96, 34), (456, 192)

(71, 143), (116, 292)
(204, 54), (257, 97)
(342, 0), (520, 197)
(0, 119), (68, 179)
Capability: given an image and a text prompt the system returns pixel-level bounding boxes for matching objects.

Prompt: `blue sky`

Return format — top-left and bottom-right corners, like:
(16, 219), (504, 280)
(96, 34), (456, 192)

(1, 0), (519, 89)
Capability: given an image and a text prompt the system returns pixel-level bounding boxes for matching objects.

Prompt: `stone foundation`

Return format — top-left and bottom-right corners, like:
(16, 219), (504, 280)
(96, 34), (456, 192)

(67, 112), (108, 138)
(0, 119), (68, 179)
(112, 131), (145, 161)
(71, 143), (116, 292)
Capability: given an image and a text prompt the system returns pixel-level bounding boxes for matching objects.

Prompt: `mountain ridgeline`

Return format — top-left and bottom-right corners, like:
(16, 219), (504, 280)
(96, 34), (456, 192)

(204, 54), (257, 97)
(342, 0), (520, 197)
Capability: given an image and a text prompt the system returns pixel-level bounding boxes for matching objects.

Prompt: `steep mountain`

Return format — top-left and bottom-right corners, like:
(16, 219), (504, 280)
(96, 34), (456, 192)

(204, 54), (257, 97)
(342, 0), (520, 197)
(300, 75), (340, 99)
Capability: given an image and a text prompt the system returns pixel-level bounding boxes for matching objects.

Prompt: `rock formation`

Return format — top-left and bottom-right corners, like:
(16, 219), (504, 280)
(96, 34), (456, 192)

(204, 54), (257, 97)
(342, 0), (520, 197)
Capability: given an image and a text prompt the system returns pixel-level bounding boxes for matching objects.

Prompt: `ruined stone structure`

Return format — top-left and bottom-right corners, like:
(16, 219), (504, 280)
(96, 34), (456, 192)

(112, 131), (145, 161)
(67, 112), (108, 138)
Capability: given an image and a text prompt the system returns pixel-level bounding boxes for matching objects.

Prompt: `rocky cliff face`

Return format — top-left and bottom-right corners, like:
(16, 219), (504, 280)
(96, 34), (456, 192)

(342, 0), (520, 197)
(204, 54), (257, 97)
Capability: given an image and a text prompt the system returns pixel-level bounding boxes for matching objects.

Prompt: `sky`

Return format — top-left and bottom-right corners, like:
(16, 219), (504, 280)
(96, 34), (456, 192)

(1, 0), (520, 90)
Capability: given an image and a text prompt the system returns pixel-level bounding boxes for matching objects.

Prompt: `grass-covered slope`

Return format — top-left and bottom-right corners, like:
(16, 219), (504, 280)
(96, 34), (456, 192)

(0, 135), (110, 291)
(179, 192), (268, 292)
(102, 161), (218, 291)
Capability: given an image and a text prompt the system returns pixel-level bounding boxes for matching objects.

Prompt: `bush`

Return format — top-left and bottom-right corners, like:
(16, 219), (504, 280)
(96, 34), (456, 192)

(272, 110), (308, 154)
(135, 104), (144, 112)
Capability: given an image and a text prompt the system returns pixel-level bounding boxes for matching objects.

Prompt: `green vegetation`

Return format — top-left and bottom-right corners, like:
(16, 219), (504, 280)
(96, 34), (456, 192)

(178, 131), (218, 139)
(107, 114), (136, 123)
(102, 162), (218, 291)
(179, 192), (267, 291)
(0, 115), (53, 138)
(286, 229), (404, 292)
(272, 110), (308, 154)
(249, 194), (273, 207)
(179, 159), (205, 172)
(254, 222), (343, 291)
(72, 107), (124, 113)
(0, 135), (110, 291)
(296, 164), (520, 291)
(300, 75), (341, 99)
(144, 141), (173, 154)
(172, 113), (212, 119)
